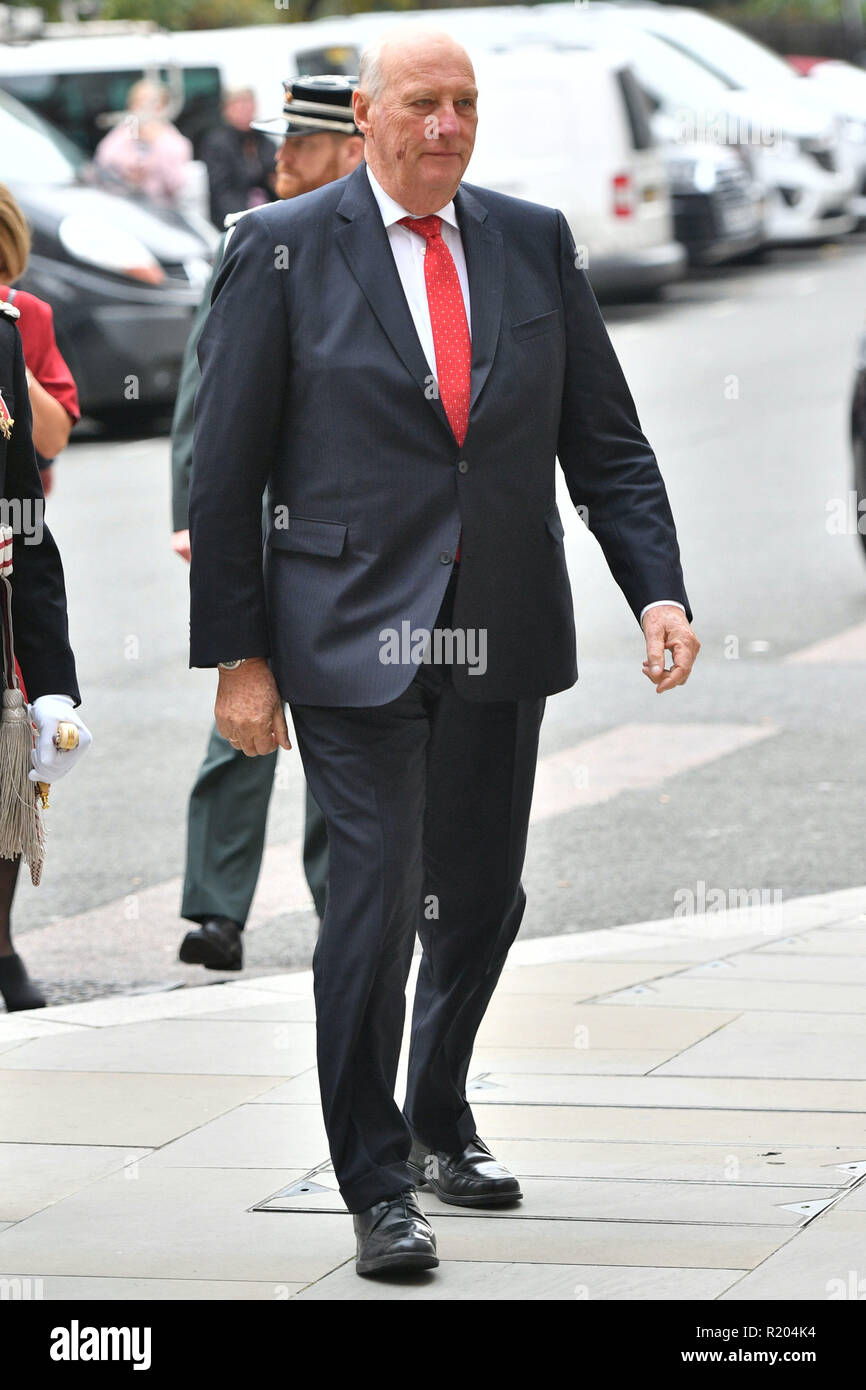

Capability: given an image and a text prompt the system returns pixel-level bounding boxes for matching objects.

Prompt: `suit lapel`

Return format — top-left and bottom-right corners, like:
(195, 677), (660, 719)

(335, 165), (504, 437)
(335, 165), (452, 438)
(455, 183), (504, 413)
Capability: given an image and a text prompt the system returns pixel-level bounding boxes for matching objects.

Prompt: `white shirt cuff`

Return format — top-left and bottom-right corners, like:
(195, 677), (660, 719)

(640, 600), (686, 623)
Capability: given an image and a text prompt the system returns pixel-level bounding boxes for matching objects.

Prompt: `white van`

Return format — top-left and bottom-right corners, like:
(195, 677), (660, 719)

(466, 44), (686, 296)
(287, 21), (686, 297)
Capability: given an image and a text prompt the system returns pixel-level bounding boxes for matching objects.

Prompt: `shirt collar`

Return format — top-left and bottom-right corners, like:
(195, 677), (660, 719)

(365, 162), (459, 231)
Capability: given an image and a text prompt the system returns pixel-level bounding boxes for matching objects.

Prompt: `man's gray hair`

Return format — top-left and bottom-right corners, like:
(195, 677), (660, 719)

(358, 35), (389, 102)
(358, 27), (466, 103)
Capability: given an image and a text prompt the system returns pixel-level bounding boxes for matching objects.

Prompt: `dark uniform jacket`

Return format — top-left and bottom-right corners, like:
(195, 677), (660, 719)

(201, 125), (276, 233)
(0, 302), (79, 704)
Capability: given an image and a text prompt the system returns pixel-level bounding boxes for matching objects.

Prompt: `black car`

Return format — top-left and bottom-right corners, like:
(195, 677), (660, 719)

(1, 88), (214, 423)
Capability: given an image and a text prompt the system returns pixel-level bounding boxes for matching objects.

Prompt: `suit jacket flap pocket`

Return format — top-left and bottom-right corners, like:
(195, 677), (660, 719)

(269, 516), (347, 557)
(512, 309), (560, 342)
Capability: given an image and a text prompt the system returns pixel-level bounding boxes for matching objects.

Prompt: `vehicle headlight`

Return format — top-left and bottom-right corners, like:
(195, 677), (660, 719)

(770, 136), (800, 161)
(692, 157), (717, 193)
(58, 215), (166, 284)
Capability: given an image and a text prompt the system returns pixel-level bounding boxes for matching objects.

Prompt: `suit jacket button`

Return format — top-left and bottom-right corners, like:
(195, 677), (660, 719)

(439, 550), (452, 565)
(457, 459), (469, 474)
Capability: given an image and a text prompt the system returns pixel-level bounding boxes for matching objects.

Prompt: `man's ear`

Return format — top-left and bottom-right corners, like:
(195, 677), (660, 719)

(346, 135), (365, 170)
(353, 90), (371, 135)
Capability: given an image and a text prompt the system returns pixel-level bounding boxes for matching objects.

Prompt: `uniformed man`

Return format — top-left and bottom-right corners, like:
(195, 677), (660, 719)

(0, 298), (91, 1011)
(172, 77), (364, 972)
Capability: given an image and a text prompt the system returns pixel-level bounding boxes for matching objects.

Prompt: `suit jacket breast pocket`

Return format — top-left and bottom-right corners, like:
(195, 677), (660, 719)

(512, 309), (561, 343)
(268, 516), (347, 558)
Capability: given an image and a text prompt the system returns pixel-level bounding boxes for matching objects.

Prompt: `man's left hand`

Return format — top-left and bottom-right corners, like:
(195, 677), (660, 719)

(641, 606), (700, 694)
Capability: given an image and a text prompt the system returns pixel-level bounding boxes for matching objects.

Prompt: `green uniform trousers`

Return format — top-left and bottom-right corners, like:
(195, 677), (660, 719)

(181, 723), (328, 926)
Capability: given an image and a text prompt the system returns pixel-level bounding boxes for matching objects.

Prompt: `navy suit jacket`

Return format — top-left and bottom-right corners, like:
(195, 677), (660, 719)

(189, 161), (690, 705)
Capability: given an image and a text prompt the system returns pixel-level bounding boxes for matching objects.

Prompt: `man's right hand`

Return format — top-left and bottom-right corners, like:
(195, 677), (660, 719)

(214, 658), (292, 756)
(171, 529), (191, 563)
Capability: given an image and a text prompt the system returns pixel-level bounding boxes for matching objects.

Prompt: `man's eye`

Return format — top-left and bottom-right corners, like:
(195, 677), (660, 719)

(458, 99), (476, 109)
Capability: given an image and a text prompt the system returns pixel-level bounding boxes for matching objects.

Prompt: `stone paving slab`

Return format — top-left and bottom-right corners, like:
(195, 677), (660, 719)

(0, 883), (864, 1301)
(599, 977), (866, 1013)
(257, 1169), (841, 1226)
(140, 1102), (329, 1171)
(475, 1103), (866, 1147)
(492, 962), (693, 997)
(0, 1275), (305, 1300)
(0, 1071), (280, 1146)
(0, 1169), (350, 1284)
(476, 999), (739, 1050)
(656, 1013), (866, 1080)
(0, 1144), (152, 1223)
(704, 951), (866, 983)
(473, 1140), (866, 1185)
(405, 1215), (792, 1269)
(719, 1211), (866, 1301)
(758, 929), (866, 957)
(293, 1261), (744, 1301)
(466, 1073), (866, 1112)
(0, 1019), (316, 1077)
(468, 1047), (677, 1074)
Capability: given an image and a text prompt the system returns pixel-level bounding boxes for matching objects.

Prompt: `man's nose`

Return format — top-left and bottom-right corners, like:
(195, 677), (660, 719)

(434, 105), (461, 138)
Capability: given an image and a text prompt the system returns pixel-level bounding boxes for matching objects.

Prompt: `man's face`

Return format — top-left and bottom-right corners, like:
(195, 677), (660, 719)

(225, 94), (255, 131)
(274, 131), (354, 199)
(354, 36), (478, 215)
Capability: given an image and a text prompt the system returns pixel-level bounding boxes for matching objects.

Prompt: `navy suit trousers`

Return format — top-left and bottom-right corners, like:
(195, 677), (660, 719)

(290, 569), (545, 1212)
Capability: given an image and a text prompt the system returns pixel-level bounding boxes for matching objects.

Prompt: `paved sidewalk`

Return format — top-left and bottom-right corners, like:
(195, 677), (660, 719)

(1, 885), (865, 1301)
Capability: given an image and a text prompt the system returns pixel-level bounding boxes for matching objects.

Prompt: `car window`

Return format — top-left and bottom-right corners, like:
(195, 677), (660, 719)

(0, 65), (221, 157)
(576, 21), (734, 107)
(645, 15), (794, 91)
(0, 87), (83, 182)
(294, 45), (360, 76)
(616, 64), (654, 150)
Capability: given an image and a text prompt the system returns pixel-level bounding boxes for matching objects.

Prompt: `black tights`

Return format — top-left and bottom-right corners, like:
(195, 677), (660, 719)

(0, 855), (21, 956)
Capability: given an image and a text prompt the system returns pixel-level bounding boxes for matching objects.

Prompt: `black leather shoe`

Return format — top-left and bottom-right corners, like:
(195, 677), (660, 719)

(178, 917), (243, 971)
(0, 952), (46, 1012)
(353, 1190), (438, 1276)
(408, 1134), (522, 1208)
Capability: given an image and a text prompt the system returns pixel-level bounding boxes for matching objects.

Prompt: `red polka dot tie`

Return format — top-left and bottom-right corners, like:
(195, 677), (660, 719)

(399, 214), (470, 561)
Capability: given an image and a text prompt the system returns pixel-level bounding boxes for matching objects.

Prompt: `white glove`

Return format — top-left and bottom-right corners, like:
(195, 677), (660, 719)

(28, 694), (92, 784)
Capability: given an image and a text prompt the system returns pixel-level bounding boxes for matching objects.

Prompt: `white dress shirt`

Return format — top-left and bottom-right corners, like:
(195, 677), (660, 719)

(365, 162), (470, 378)
(364, 163), (684, 626)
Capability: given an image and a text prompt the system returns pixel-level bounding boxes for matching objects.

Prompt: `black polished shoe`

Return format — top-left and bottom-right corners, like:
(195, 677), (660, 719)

(0, 952), (46, 1012)
(408, 1134), (522, 1208)
(178, 917), (243, 971)
(353, 1190), (438, 1276)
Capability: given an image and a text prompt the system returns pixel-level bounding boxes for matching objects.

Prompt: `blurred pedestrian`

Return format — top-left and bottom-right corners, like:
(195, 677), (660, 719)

(0, 185), (79, 498)
(0, 298), (91, 1012)
(201, 87), (277, 231)
(94, 80), (192, 210)
(173, 77), (364, 972)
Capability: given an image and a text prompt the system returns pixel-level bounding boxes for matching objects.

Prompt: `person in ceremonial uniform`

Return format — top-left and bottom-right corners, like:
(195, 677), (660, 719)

(0, 184), (80, 497)
(0, 298), (91, 1011)
(172, 77), (364, 971)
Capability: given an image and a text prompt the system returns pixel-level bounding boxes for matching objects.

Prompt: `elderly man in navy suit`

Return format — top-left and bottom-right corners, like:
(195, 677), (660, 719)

(189, 28), (700, 1277)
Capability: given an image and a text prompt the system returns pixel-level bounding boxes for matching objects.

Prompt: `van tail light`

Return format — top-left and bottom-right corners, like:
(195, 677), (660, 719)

(612, 172), (636, 218)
